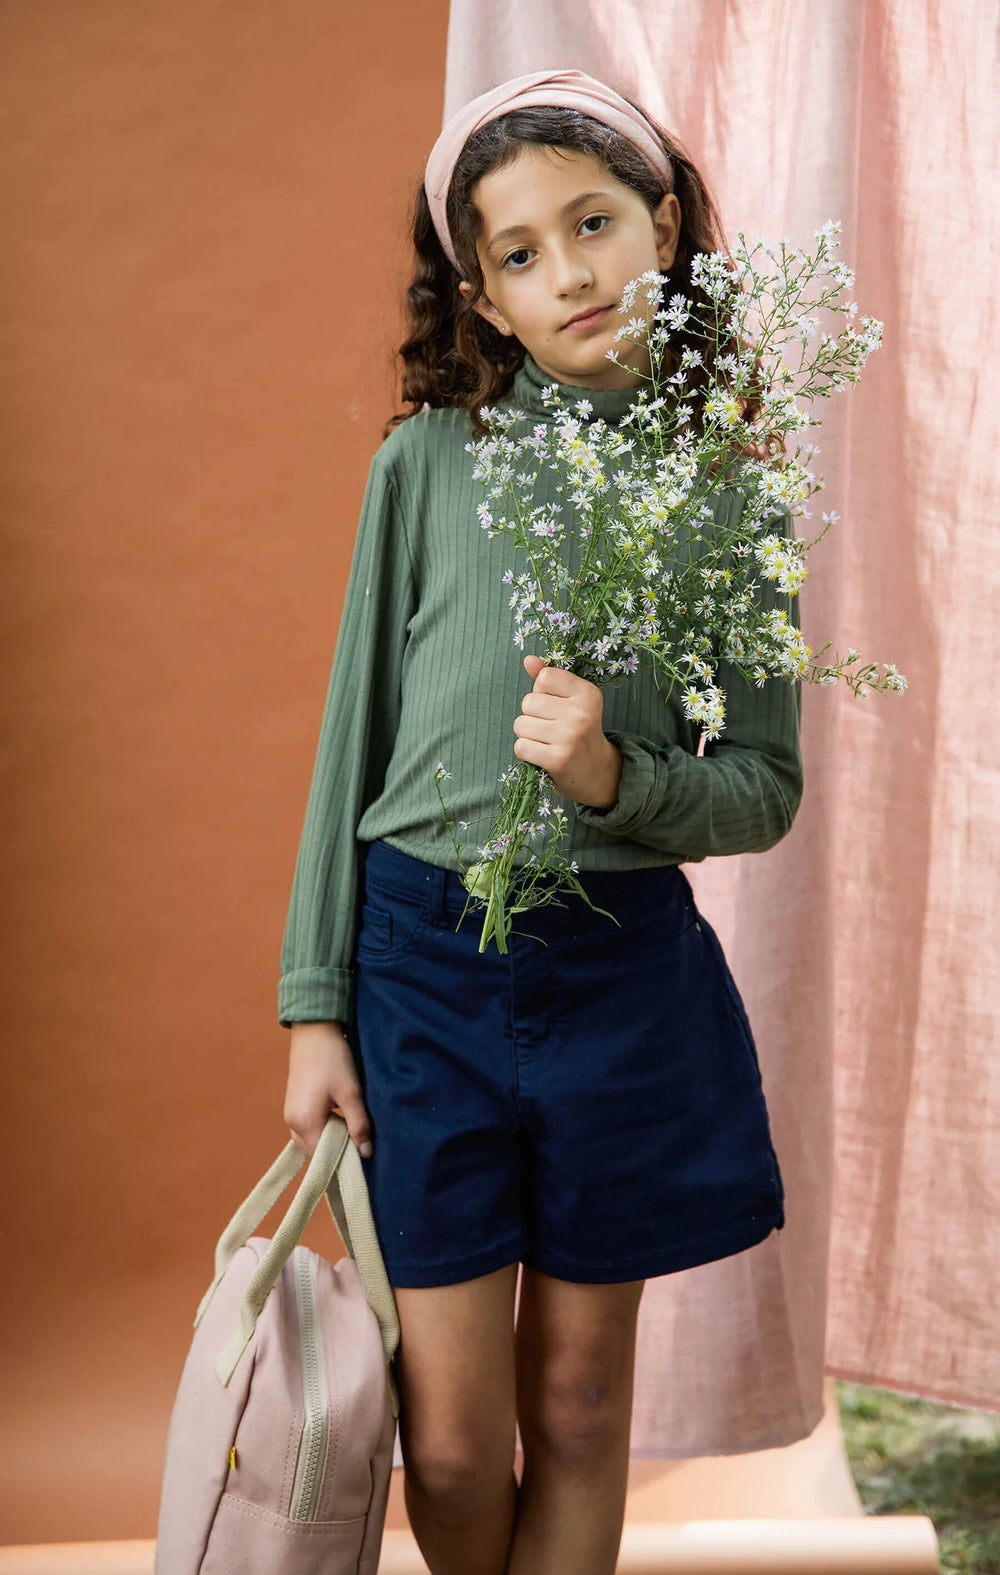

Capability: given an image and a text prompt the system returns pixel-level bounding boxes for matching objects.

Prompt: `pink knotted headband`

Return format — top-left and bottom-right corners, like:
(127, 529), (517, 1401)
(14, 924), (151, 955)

(424, 68), (673, 273)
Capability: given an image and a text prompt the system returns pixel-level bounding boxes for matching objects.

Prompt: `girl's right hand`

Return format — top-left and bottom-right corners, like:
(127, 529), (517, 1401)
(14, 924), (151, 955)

(283, 1020), (373, 1162)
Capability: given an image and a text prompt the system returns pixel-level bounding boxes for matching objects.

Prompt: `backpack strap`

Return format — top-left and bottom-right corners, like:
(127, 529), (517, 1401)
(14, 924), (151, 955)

(195, 1114), (401, 1415)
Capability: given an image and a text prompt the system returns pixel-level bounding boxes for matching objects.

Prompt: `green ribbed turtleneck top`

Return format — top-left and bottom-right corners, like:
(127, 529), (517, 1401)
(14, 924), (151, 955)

(278, 350), (804, 1029)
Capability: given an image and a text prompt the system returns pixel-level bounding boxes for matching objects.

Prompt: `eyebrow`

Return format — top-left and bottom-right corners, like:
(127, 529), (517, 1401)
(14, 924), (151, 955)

(485, 190), (615, 256)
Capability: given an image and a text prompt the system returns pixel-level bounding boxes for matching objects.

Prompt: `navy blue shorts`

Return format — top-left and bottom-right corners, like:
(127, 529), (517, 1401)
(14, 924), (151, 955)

(343, 837), (785, 1288)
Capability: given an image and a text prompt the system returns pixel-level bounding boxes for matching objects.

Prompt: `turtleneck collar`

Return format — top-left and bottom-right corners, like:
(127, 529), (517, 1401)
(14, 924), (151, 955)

(507, 348), (646, 425)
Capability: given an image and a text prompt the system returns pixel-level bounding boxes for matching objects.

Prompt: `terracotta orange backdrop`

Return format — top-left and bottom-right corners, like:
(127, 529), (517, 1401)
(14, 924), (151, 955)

(0, 0), (449, 1543)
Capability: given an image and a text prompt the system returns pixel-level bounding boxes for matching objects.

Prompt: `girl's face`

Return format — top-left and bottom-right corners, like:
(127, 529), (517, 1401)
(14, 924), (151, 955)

(459, 145), (681, 390)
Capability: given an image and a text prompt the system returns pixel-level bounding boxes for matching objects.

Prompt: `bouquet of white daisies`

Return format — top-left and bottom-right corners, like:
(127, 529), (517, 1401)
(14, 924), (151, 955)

(436, 219), (907, 956)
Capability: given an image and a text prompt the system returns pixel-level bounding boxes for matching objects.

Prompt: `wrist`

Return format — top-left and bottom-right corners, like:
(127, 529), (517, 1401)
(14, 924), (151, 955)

(587, 738), (624, 811)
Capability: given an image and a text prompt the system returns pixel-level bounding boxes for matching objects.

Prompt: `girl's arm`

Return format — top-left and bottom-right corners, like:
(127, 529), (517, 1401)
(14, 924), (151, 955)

(573, 508), (804, 861)
(278, 446), (417, 1029)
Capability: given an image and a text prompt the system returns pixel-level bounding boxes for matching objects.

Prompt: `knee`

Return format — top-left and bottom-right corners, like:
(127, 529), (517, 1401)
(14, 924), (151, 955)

(402, 1431), (513, 1515)
(521, 1373), (629, 1465)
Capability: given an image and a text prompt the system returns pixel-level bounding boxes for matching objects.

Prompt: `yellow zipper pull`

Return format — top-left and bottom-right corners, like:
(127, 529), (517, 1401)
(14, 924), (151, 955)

(229, 1444), (238, 1470)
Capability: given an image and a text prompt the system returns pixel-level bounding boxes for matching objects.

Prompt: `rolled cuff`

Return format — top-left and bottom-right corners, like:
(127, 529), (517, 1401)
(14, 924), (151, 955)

(278, 966), (354, 1030)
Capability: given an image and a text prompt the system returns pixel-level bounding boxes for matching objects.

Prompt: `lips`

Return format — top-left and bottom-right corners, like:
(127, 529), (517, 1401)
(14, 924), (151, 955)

(563, 304), (613, 329)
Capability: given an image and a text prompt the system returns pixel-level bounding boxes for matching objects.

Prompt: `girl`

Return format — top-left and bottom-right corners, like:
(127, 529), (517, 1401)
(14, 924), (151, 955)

(280, 69), (802, 1575)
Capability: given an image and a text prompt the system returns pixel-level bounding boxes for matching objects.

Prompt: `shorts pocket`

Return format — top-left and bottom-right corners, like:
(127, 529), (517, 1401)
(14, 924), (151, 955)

(695, 911), (764, 1081)
(696, 912), (785, 1207)
(567, 885), (697, 952)
(356, 888), (428, 962)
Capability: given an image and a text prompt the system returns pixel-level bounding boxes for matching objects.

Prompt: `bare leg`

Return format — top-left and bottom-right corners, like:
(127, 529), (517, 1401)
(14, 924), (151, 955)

(507, 1268), (646, 1575)
(393, 1263), (521, 1575)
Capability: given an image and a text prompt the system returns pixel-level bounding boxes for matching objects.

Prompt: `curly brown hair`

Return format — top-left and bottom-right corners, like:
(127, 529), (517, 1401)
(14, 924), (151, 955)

(382, 96), (774, 461)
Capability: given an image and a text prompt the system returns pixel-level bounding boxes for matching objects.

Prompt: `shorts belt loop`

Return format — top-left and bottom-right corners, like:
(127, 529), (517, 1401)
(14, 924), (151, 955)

(425, 861), (449, 927)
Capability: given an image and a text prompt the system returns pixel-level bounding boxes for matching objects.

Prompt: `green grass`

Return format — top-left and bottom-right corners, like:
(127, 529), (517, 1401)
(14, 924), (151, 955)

(835, 1380), (1000, 1574)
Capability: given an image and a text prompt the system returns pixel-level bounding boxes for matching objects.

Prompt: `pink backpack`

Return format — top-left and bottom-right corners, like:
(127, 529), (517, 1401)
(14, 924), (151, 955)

(155, 1114), (401, 1574)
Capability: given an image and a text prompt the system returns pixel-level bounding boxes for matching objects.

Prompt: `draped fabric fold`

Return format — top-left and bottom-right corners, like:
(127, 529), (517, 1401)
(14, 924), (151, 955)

(444, 0), (999, 1452)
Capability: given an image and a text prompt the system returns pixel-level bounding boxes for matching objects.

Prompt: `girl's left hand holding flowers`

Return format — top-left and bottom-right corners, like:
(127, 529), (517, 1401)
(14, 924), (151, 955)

(514, 654), (624, 810)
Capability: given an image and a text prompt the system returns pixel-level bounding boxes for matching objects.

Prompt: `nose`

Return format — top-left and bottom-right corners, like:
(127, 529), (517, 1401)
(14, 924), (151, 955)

(549, 240), (596, 298)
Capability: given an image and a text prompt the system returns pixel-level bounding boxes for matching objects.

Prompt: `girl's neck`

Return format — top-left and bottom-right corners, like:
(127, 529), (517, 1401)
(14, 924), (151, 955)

(508, 349), (648, 424)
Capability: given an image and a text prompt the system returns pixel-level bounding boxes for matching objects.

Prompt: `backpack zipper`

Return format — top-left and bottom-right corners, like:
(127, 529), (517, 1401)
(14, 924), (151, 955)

(288, 1247), (330, 1520)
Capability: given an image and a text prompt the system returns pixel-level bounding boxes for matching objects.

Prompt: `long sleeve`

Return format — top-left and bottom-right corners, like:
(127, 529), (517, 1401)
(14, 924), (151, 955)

(573, 506), (804, 860)
(278, 450), (417, 1028)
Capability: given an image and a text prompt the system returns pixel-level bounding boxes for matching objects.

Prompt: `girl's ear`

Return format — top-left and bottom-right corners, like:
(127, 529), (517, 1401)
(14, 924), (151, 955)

(653, 192), (682, 273)
(458, 278), (512, 336)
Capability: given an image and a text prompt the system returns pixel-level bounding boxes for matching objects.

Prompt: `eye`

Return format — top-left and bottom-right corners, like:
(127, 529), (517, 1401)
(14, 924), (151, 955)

(501, 247), (533, 273)
(500, 214), (612, 271)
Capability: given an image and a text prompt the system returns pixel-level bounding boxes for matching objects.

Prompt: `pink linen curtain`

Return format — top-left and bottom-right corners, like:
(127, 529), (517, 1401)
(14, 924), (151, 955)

(443, 0), (1000, 1454)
